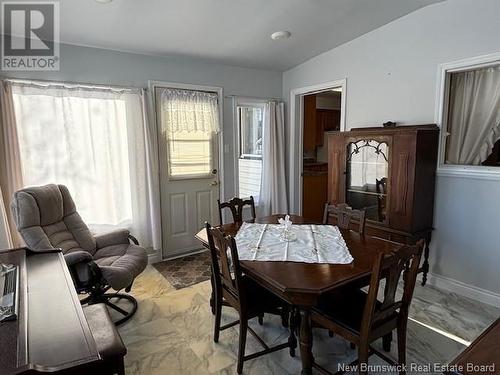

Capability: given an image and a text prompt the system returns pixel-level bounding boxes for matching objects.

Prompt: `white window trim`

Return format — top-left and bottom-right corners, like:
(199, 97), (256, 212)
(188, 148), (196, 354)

(435, 52), (500, 180)
(232, 97), (267, 199)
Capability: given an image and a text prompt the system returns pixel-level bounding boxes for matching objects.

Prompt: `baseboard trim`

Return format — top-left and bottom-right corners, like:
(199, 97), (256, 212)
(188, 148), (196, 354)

(423, 272), (500, 308)
(163, 248), (207, 261)
(147, 251), (162, 264)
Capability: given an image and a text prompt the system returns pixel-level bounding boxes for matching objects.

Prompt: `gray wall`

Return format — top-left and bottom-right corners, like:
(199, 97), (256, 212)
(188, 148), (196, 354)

(4, 43), (283, 201)
(282, 0), (500, 293)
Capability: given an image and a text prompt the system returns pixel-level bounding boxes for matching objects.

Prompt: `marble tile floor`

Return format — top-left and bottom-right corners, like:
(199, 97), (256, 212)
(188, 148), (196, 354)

(114, 266), (500, 374)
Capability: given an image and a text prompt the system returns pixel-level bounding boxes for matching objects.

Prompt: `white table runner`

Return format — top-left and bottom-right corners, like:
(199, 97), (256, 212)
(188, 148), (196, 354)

(235, 223), (353, 264)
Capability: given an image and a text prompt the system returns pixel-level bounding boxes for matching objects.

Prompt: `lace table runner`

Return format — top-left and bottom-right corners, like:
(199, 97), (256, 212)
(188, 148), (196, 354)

(235, 223), (353, 264)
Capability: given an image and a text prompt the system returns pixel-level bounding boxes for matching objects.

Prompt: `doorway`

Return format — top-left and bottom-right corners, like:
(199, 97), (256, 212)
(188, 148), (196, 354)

(151, 81), (224, 259)
(302, 89), (343, 221)
(289, 79), (346, 216)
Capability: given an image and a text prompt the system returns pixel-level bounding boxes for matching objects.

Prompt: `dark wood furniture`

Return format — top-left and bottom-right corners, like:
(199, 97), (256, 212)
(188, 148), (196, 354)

(303, 94), (341, 152)
(303, 94), (318, 152)
(217, 196), (256, 225)
(196, 214), (406, 375)
(311, 240), (424, 375)
(327, 125), (439, 285)
(323, 203), (367, 235)
(303, 162), (328, 222)
(205, 223), (295, 374)
(0, 248), (126, 374)
(444, 317), (500, 375)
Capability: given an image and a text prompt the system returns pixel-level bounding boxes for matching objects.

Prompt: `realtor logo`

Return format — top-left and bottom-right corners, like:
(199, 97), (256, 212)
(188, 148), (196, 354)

(1, 1), (60, 71)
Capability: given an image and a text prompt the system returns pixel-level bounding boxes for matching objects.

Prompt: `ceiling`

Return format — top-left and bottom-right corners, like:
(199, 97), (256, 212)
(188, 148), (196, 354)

(54, 0), (442, 71)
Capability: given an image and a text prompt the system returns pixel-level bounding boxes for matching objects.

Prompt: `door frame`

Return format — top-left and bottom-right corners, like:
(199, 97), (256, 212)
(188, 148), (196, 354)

(148, 80), (224, 260)
(289, 79), (347, 215)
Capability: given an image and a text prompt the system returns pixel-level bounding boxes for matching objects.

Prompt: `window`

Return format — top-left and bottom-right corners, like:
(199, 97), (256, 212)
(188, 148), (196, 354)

(437, 55), (500, 176)
(168, 130), (213, 176)
(11, 82), (145, 228)
(236, 104), (264, 200)
(159, 88), (220, 178)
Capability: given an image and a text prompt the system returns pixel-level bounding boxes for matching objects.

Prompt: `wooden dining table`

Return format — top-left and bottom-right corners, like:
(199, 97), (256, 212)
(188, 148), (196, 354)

(195, 214), (405, 374)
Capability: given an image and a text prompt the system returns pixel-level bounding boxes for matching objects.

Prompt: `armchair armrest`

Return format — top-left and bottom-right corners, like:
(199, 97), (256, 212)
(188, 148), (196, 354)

(64, 250), (93, 267)
(95, 229), (131, 249)
(64, 251), (102, 291)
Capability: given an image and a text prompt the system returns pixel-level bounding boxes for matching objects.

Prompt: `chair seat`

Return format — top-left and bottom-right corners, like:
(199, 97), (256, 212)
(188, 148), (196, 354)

(83, 303), (127, 359)
(94, 244), (148, 290)
(312, 288), (393, 335)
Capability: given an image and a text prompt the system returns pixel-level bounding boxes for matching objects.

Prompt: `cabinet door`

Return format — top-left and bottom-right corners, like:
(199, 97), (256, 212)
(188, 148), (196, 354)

(389, 132), (416, 232)
(327, 134), (346, 204)
(323, 110), (341, 131)
(303, 95), (316, 152)
(315, 111), (324, 146)
(345, 137), (390, 224)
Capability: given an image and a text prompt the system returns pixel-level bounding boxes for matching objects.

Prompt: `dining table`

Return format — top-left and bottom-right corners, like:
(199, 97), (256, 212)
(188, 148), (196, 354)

(195, 214), (406, 375)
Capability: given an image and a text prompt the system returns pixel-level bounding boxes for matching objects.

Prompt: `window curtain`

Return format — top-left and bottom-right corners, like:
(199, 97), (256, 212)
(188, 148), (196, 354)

(0, 81), (23, 248)
(160, 88), (220, 177)
(259, 101), (288, 216)
(161, 88), (220, 134)
(446, 65), (500, 165)
(7, 81), (161, 253)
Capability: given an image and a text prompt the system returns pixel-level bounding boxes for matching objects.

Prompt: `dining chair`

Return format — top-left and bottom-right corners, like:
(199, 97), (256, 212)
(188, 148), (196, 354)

(218, 196), (256, 225)
(205, 222), (296, 374)
(322, 203), (366, 235)
(310, 240), (424, 375)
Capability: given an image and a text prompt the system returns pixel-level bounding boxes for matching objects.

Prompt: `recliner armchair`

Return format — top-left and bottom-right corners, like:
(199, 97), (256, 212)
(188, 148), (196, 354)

(11, 184), (148, 325)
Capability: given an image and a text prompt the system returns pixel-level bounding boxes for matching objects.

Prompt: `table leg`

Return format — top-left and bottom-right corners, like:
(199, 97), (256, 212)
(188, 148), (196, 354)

(299, 308), (314, 375)
(421, 236), (431, 286)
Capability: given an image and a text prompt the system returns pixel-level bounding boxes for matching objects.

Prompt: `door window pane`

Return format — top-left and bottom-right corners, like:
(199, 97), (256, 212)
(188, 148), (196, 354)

(168, 130), (212, 176)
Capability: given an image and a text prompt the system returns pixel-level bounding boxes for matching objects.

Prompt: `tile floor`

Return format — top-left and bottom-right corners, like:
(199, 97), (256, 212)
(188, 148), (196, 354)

(115, 265), (500, 374)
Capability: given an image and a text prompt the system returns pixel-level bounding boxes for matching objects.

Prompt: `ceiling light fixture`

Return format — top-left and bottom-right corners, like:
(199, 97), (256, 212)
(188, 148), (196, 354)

(95, 0), (113, 3)
(271, 31), (291, 41)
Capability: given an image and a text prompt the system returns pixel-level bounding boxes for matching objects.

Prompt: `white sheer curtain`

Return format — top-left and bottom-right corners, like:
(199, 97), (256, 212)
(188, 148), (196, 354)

(259, 101), (288, 216)
(0, 80), (23, 248)
(446, 65), (500, 165)
(160, 88), (220, 177)
(10, 81), (161, 252)
(0, 186), (13, 250)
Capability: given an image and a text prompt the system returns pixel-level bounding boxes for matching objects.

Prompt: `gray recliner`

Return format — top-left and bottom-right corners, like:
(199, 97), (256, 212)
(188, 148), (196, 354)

(11, 184), (148, 325)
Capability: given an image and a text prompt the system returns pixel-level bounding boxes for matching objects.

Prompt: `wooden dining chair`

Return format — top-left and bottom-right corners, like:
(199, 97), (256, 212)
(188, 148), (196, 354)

(218, 196), (256, 225)
(310, 240), (424, 375)
(205, 223), (296, 374)
(323, 203), (366, 235)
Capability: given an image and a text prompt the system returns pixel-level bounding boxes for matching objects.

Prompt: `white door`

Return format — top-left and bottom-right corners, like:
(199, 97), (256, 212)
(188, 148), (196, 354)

(154, 86), (221, 258)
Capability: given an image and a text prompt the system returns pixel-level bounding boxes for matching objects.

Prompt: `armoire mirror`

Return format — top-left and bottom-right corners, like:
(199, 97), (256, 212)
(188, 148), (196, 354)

(346, 139), (389, 223)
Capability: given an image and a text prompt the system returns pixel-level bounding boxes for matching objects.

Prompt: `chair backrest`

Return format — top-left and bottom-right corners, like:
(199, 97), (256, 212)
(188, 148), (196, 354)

(218, 196), (256, 225)
(11, 184), (96, 254)
(322, 203), (366, 234)
(205, 222), (246, 309)
(360, 240), (424, 337)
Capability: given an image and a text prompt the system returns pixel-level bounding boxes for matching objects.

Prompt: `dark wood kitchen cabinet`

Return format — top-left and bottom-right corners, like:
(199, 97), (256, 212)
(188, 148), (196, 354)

(326, 125), (439, 285)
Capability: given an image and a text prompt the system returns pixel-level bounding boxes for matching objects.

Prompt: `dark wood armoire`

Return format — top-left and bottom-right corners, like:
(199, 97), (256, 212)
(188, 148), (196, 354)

(326, 125), (439, 284)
